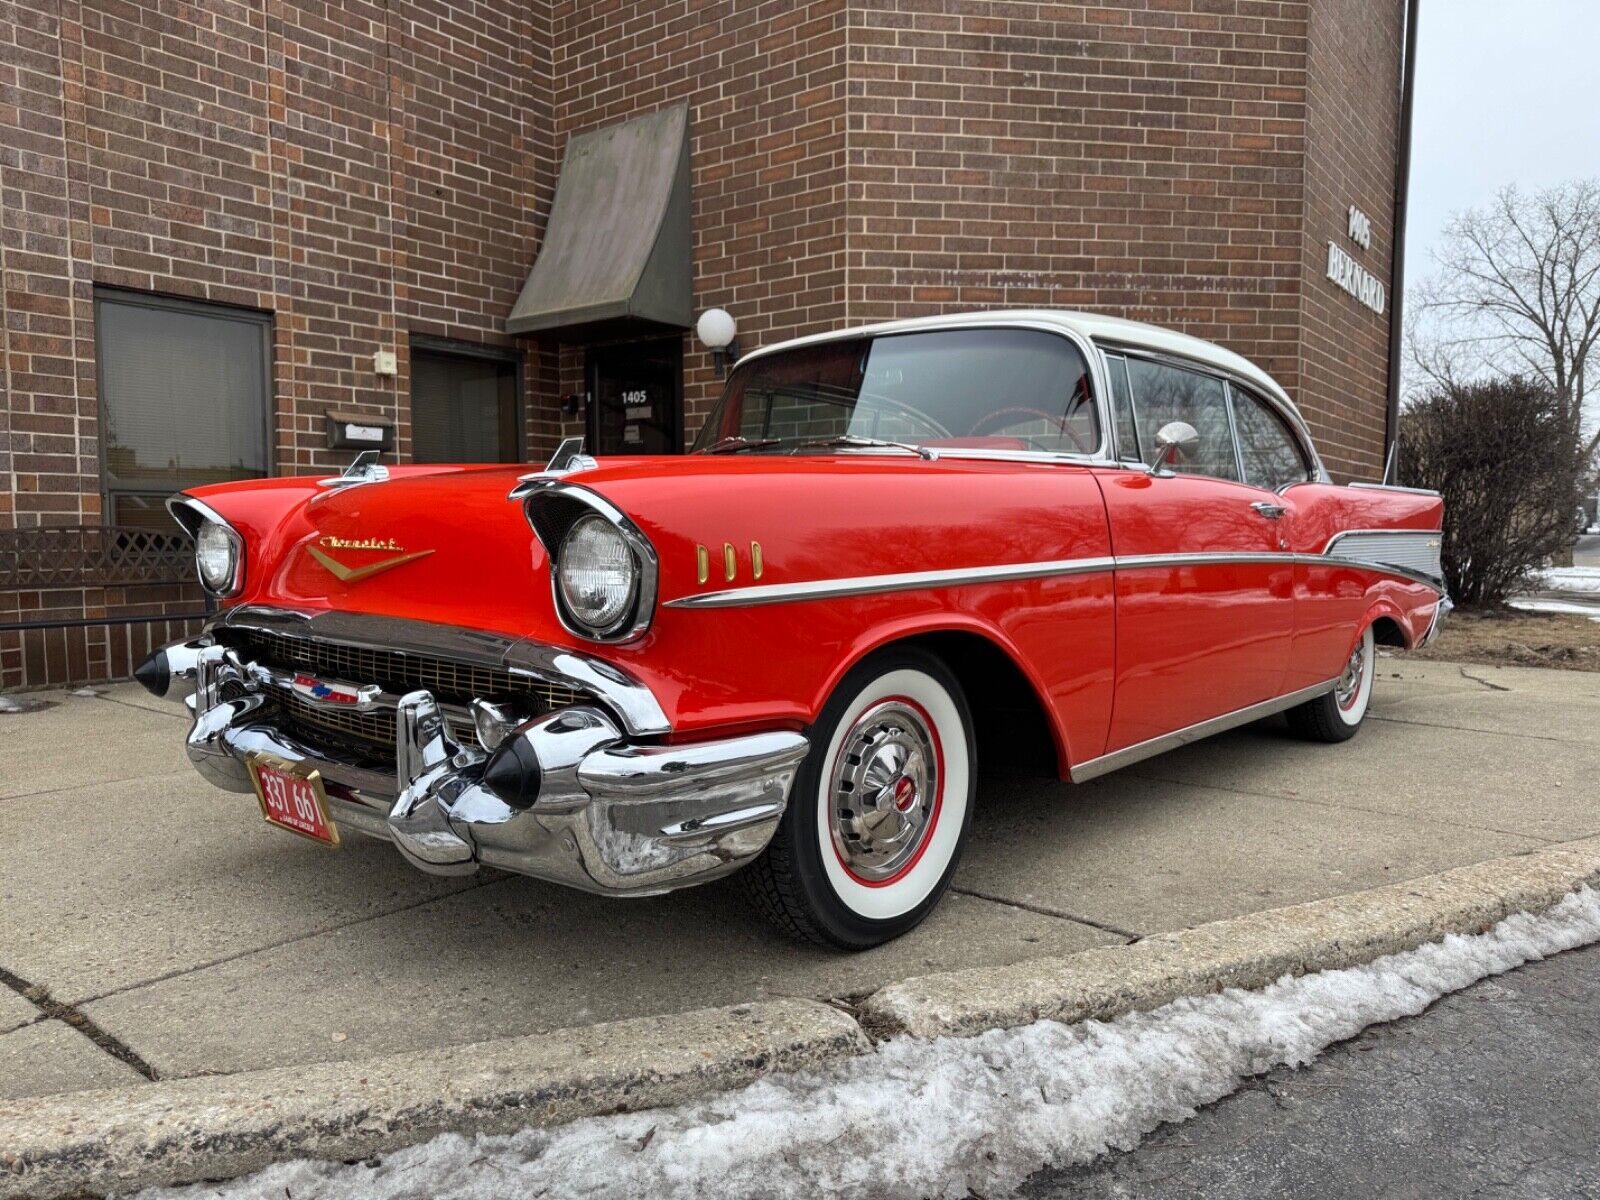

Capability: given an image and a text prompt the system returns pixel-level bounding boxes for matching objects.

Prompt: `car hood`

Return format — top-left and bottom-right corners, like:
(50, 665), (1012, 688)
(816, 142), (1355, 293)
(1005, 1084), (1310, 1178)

(186, 452), (1103, 646)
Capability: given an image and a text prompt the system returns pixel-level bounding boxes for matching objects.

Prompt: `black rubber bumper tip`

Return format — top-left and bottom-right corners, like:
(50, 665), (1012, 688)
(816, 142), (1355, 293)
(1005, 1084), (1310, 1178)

(133, 651), (169, 698)
(481, 736), (542, 810)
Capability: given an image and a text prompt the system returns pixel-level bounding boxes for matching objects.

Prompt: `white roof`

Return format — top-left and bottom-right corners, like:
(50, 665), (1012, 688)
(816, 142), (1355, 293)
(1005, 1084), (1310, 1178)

(742, 307), (1301, 423)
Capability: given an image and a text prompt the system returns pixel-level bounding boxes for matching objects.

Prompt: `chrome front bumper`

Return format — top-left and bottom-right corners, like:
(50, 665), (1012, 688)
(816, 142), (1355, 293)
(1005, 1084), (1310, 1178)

(147, 635), (808, 896)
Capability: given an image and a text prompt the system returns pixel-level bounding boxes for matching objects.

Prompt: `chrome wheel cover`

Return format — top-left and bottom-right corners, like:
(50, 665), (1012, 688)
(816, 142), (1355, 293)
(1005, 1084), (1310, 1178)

(828, 699), (940, 882)
(1336, 638), (1367, 710)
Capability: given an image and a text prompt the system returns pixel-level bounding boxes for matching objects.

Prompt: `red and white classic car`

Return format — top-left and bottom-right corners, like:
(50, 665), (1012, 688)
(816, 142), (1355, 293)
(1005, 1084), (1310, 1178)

(138, 311), (1447, 948)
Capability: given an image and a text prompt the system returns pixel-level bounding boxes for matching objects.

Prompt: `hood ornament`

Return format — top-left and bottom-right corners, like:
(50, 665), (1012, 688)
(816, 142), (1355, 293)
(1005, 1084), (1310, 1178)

(508, 436), (598, 500)
(318, 449), (390, 490)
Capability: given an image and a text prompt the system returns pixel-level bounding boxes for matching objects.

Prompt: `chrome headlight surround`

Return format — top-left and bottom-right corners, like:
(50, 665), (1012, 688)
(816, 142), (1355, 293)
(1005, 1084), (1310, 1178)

(167, 496), (246, 598)
(520, 481), (658, 643)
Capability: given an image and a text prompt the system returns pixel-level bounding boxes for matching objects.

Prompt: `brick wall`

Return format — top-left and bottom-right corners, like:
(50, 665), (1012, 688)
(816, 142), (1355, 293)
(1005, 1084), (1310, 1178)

(1298, 0), (1403, 480)
(542, 0), (850, 451)
(0, 0), (553, 686)
(0, 0), (1402, 687)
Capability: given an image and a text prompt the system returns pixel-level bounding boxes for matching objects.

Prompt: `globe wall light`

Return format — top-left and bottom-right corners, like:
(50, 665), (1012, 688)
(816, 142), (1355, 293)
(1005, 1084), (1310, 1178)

(695, 308), (740, 377)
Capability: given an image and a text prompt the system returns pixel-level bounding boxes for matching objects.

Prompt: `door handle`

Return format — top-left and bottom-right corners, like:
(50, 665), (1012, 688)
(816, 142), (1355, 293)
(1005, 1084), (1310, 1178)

(1250, 501), (1286, 520)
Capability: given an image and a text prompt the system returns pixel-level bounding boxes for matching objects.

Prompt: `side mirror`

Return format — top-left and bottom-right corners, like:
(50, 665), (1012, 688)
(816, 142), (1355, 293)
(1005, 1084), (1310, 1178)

(1148, 421), (1199, 474)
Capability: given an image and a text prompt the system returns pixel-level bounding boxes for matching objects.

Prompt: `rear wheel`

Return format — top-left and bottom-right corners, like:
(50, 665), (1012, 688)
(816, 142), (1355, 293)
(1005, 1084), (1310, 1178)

(741, 647), (975, 949)
(1286, 623), (1375, 743)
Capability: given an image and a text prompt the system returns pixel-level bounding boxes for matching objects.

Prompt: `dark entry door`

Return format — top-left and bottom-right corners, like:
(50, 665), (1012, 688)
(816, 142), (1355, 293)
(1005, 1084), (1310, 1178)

(587, 339), (682, 454)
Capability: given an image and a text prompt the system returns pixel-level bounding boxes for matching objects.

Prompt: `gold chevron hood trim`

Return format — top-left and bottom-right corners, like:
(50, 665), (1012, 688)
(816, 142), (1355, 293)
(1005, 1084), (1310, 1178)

(306, 544), (435, 583)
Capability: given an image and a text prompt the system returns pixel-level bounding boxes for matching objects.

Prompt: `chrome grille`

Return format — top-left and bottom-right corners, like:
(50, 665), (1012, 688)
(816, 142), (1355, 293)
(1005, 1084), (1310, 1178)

(227, 628), (586, 711)
(1325, 531), (1443, 583)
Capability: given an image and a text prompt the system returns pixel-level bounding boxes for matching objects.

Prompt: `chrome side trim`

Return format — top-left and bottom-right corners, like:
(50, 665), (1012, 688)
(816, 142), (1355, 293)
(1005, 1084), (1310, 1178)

(1347, 481), (1441, 496)
(1069, 677), (1341, 783)
(665, 556), (1119, 609)
(667, 549), (1445, 610)
(210, 606), (671, 736)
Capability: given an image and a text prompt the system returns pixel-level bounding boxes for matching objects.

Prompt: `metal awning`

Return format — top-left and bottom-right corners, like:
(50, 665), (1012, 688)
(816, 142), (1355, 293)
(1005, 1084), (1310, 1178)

(506, 104), (692, 342)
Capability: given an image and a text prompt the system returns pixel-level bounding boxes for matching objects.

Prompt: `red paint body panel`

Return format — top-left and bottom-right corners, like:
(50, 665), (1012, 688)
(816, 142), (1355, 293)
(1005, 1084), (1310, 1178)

(1094, 469), (1295, 751)
(187, 453), (1443, 780)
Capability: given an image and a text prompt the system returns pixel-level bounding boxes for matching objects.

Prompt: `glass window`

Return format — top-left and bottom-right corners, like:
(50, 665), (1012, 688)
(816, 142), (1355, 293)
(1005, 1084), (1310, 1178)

(96, 291), (271, 530)
(1124, 358), (1239, 481)
(411, 347), (521, 463)
(693, 328), (1099, 456)
(1232, 386), (1311, 490)
(1105, 353), (1141, 463)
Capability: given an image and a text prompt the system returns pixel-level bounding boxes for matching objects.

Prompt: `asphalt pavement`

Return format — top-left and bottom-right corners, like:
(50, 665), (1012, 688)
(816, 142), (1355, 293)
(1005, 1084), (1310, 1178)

(1024, 941), (1600, 1200)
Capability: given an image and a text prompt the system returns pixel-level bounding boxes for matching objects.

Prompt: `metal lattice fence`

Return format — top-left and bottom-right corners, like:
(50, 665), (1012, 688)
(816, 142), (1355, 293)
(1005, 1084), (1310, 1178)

(0, 525), (194, 591)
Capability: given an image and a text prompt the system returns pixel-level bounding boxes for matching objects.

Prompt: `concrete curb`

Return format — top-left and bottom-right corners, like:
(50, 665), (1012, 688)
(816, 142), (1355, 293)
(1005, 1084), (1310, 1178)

(6, 838), (1600, 1199)
(859, 836), (1600, 1039)
(0, 998), (866, 1200)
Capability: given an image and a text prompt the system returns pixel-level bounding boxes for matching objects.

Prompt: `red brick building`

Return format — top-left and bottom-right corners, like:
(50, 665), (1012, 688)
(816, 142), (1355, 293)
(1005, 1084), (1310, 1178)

(0, 0), (1409, 689)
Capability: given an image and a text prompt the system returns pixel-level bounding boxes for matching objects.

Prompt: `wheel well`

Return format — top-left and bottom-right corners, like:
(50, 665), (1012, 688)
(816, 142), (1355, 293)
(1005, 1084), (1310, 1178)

(1371, 615), (1408, 649)
(894, 631), (1061, 779)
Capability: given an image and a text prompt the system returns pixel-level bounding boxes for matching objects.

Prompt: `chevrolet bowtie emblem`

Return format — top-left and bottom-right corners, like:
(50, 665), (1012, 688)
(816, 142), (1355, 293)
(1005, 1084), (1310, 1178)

(307, 536), (433, 583)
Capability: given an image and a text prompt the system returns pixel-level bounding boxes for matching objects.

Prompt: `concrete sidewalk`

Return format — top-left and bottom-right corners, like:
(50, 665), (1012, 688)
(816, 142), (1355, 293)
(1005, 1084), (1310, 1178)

(1, 658), (1596, 1100)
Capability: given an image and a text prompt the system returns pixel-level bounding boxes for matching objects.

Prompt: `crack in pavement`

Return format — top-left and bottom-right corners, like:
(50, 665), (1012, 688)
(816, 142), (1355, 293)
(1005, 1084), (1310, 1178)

(1369, 714), (1597, 746)
(949, 885), (1141, 941)
(1456, 665), (1513, 692)
(68, 873), (515, 1010)
(0, 963), (159, 1081)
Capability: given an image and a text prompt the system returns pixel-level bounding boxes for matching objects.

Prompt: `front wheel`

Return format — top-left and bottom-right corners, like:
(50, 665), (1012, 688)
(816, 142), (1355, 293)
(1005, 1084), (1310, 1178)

(1286, 623), (1375, 743)
(741, 647), (975, 949)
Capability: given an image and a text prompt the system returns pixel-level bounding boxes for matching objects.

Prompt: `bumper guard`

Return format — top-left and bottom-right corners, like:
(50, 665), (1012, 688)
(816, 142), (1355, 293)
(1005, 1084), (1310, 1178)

(149, 637), (809, 896)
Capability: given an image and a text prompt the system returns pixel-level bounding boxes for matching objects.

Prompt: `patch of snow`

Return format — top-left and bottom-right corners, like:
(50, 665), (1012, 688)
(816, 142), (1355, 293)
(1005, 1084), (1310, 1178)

(70, 686), (102, 697)
(1509, 597), (1600, 621)
(0, 693), (47, 715)
(1534, 565), (1600, 594)
(128, 887), (1600, 1200)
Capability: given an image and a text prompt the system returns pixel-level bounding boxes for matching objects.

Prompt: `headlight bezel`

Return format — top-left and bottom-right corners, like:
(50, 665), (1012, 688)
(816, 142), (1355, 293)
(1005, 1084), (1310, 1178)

(522, 482), (658, 643)
(168, 496), (246, 598)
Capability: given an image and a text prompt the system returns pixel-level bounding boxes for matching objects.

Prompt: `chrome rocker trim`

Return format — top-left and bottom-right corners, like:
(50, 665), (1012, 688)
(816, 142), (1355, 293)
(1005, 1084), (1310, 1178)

(1069, 677), (1342, 783)
(151, 634), (808, 897)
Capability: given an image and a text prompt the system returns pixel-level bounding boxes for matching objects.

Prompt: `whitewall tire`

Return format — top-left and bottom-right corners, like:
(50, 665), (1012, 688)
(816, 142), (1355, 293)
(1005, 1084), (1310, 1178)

(1286, 624), (1375, 743)
(741, 647), (975, 948)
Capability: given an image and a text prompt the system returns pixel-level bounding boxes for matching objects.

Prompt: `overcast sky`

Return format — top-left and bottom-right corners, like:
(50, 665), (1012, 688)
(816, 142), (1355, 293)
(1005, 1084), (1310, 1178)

(1405, 0), (1600, 286)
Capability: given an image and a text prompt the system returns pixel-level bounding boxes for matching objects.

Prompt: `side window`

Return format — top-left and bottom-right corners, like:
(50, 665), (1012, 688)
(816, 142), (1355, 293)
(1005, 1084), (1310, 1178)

(1232, 387), (1311, 490)
(1124, 358), (1239, 481)
(1105, 353), (1141, 463)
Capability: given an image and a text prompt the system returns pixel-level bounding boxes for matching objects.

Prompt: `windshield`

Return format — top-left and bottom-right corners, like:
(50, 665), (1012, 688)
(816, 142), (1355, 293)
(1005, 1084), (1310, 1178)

(691, 327), (1101, 456)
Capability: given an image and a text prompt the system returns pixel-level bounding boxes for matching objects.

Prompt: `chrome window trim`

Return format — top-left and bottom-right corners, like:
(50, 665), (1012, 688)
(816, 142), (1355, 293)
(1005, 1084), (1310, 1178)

(703, 318), (1118, 467)
(167, 494), (246, 598)
(209, 605), (671, 736)
(1220, 378), (1248, 484)
(667, 547), (1444, 610)
(1097, 340), (1330, 485)
(517, 479), (660, 644)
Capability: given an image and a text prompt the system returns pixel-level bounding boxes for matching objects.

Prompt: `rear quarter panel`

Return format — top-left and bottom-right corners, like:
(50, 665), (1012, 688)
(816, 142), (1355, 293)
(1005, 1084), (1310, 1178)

(1283, 484), (1445, 688)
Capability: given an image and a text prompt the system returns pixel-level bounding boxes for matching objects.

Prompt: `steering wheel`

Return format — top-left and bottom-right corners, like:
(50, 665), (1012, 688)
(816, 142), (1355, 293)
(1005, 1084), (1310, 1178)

(968, 405), (1093, 454)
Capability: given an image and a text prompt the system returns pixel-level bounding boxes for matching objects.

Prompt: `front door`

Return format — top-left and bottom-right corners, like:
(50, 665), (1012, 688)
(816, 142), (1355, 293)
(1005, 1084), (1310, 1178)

(1097, 354), (1295, 752)
(586, 338), (683, 455)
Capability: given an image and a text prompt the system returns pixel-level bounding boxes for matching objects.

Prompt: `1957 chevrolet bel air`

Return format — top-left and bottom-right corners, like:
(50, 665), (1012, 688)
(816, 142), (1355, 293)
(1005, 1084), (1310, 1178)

(137, 310), (1448, 948)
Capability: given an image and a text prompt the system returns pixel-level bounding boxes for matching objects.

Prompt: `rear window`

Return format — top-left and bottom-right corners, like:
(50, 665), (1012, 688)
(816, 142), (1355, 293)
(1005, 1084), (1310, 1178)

(692, 328), (1101, 457)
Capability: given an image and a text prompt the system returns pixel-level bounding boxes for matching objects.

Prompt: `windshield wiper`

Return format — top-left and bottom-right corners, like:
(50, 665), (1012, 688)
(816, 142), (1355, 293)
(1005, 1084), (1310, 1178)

(794, 434), (939, 461)
(702, 435), (784, 454)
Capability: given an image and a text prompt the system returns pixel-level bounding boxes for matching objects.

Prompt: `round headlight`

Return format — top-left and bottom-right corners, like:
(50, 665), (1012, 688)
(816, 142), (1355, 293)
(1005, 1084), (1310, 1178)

(195, 519), (239, 594)
(557, 514), (638, 634)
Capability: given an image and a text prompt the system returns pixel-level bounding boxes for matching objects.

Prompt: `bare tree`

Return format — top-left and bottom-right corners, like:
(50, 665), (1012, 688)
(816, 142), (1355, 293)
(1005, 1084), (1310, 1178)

(1410, 180), (1600, 460)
